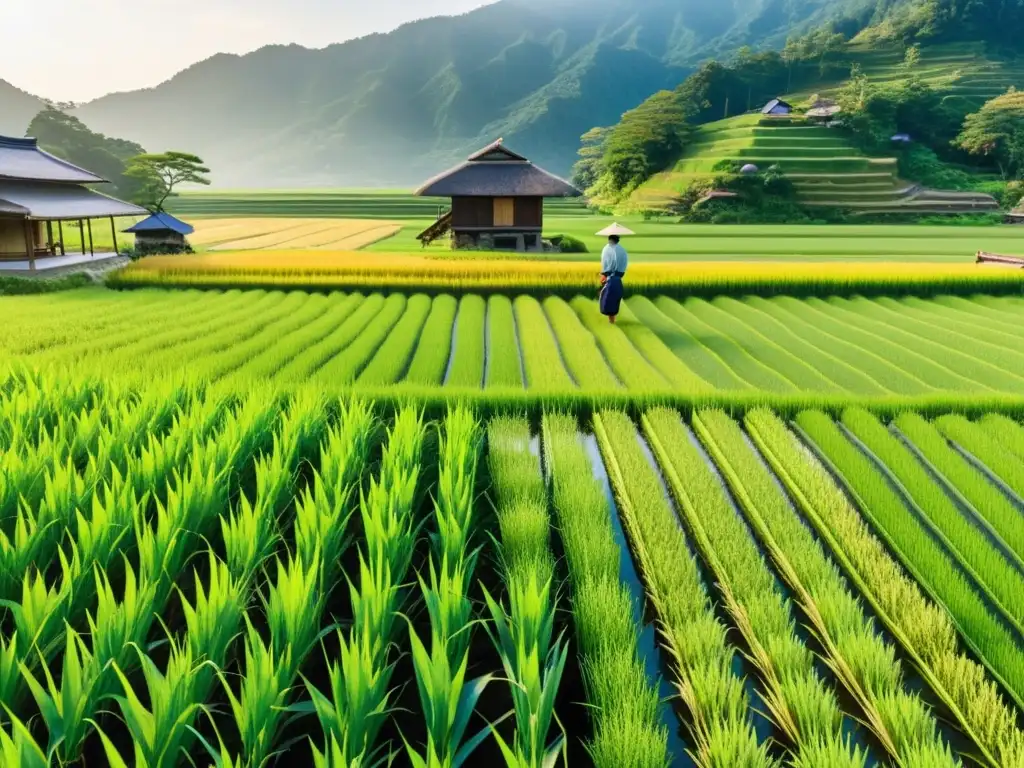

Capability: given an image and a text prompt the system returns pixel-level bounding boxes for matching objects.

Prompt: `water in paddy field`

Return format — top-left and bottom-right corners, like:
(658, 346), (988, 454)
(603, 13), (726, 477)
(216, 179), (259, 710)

(581, 433), (693, 767)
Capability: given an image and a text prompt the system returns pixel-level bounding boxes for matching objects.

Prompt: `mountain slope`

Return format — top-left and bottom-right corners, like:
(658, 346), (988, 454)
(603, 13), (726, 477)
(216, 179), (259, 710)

(64, 0), (882, 187)
(0, 80), (46, 136)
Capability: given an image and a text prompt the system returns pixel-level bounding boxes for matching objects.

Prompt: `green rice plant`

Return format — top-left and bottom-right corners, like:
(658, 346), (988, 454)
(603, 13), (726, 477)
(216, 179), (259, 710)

(486, 417), (552, 584)
(613, 302), (711, 392)
(444, 295), (486, 389)
(895, 413), (1024, 567)
(420, 555), (474, 668)
(935, 414), (1024, 498)
(719, 298), (889, 395)
(843, 408), (1024, 632)
(683, 300), (839, 393)
(593, 410), (771, 768)
(485, 295), (523, 388)
(0, 569), (71, 712)
(486, 415), (566, 763)
(978, 413), (1024, 461)
(628, 295), (749, 391)
(358, 294), (434, 386)
(643, 409), (861, 766)
(432, 406), (481, 569)
(541, 412), (668, 767)
(264, 551), (327, 680)
(483, 575), (569, 767)
(273, 293), (382, 383)
(542, 296), (621, 390)
(314, 294), (408, 385)
(91, 638), (206, 768)
(0, 711), (48, 768)
(797, 411), (1024, 708)
(404, 622), (496, 768)
(405, 294), (459, 386)
(87, 560), (157, 683)
(750, 409), (1024, 768)
(686, 409), (955, 767)
(19, 627), (102, 762)
(294, 398), (375, 579)
(655, 297), (795, 393)
(838, 297), (1024, 393)
(570, 297), (669, 391)
(302, 625), (396, 765)
(513, 296), (575, 391)
(0, 507), (49, 603)
(216, 617), (293, 768)
(360, 463), (420, 585)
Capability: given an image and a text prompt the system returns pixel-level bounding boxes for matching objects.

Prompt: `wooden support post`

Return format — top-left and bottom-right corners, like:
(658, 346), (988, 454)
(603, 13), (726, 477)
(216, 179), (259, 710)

(57, 220), (65, 256)
(79, 219), (86, 255)
(24, 219), (36, 271)
(109, 216), (118, 255)
(87, 219), (94, 257)
(46, 221), (54, 255)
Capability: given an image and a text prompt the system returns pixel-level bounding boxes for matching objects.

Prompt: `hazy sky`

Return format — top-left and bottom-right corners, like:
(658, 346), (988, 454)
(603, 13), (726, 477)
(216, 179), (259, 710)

(1, 0), (490, 103)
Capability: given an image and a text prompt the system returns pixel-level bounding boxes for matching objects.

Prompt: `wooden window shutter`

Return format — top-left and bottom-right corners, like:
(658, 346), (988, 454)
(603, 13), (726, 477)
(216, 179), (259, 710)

(493, 198), (514, 227)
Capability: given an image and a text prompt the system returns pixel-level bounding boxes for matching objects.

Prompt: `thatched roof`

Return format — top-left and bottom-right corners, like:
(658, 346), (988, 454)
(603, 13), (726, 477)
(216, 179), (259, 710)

(415, 140), (580, 198)
(0, 136), (106, 183)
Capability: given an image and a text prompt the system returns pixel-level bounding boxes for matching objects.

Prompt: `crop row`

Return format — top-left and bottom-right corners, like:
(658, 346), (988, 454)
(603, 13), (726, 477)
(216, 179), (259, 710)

(5, 375), (1024, 766)
(12, 288), (1024, 399)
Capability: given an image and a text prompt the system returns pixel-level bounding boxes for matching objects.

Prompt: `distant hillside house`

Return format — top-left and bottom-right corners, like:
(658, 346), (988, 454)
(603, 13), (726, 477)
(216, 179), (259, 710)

(414, 140), (580, 252)
(124, 212), (194, 251)
(762, 99), (793, 116)
(0, 135), (146, 269)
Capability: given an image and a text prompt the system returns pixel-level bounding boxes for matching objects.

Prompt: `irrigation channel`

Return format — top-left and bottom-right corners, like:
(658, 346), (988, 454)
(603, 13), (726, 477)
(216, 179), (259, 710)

(4, 373), (1024, 767)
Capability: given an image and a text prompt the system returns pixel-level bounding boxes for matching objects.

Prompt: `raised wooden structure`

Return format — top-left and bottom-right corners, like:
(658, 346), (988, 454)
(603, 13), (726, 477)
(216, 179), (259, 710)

(414, 140), (580, 251)
(977, 250), (1024, 267)
(0, 135), (146, 269)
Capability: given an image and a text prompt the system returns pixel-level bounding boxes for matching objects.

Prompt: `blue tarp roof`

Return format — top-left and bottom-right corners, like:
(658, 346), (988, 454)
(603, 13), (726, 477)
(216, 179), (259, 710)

(123, 212), (194, 235)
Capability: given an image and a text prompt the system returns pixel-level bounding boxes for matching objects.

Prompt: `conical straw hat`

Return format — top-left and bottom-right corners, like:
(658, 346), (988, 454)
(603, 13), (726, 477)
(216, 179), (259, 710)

(596, 222), (635, 236)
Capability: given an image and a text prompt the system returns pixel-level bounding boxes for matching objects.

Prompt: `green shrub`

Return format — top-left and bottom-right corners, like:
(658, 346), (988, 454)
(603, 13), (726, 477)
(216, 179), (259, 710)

(0, 272), (93, 295)
(552, 235), (589, 254)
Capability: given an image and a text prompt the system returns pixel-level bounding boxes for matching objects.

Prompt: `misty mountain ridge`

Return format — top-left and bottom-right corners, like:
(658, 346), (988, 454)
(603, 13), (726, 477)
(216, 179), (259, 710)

(6, 0), (884, 186)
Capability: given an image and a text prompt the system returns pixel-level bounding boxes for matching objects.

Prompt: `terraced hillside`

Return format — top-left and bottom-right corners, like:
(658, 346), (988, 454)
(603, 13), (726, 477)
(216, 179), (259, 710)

(634, 114), (998, 215)
(831, 41), (1024, 116)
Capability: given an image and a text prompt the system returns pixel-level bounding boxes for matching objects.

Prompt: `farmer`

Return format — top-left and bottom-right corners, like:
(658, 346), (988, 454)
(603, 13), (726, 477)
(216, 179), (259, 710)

(598, 225), (630, 323)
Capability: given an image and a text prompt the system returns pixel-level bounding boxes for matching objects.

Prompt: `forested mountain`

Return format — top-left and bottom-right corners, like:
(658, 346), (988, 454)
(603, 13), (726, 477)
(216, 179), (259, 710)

(36, 0), (888, 186)
(26, 109), (145, 196)
(578, 0), (1024, 203)
(0, 80), (46, 136)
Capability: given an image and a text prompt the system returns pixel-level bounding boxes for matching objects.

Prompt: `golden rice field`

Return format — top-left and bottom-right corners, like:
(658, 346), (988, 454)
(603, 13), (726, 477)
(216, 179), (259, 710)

(109, 253), (1024, 297)
(186, 218), (401, 251)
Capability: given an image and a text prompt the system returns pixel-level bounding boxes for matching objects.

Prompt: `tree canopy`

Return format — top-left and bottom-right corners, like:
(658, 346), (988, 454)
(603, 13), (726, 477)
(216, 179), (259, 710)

(955, 89), (1024, 179)
(27, 108), (144, 196)
(126, 152), (212, 212)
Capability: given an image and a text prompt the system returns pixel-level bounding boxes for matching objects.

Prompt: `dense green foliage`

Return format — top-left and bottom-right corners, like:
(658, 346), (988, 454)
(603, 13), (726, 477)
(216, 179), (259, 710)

(955, 90), (1024, 178)
(26, 108), (144, 196)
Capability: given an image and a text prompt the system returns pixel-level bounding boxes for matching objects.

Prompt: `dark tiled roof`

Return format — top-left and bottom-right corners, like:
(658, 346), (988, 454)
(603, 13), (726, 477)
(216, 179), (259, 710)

(0, 136), (106, 183)
(762, 98), (793, 114)
(0, 180), (148, 219)
(415, 140), (580, 198)
(124, 212), (195, 235)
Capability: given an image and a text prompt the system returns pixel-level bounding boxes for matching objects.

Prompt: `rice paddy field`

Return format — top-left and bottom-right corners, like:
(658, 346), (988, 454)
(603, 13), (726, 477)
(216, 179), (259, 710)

(4, 365), (1024, 767)
(10, 286), (1024, 401)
